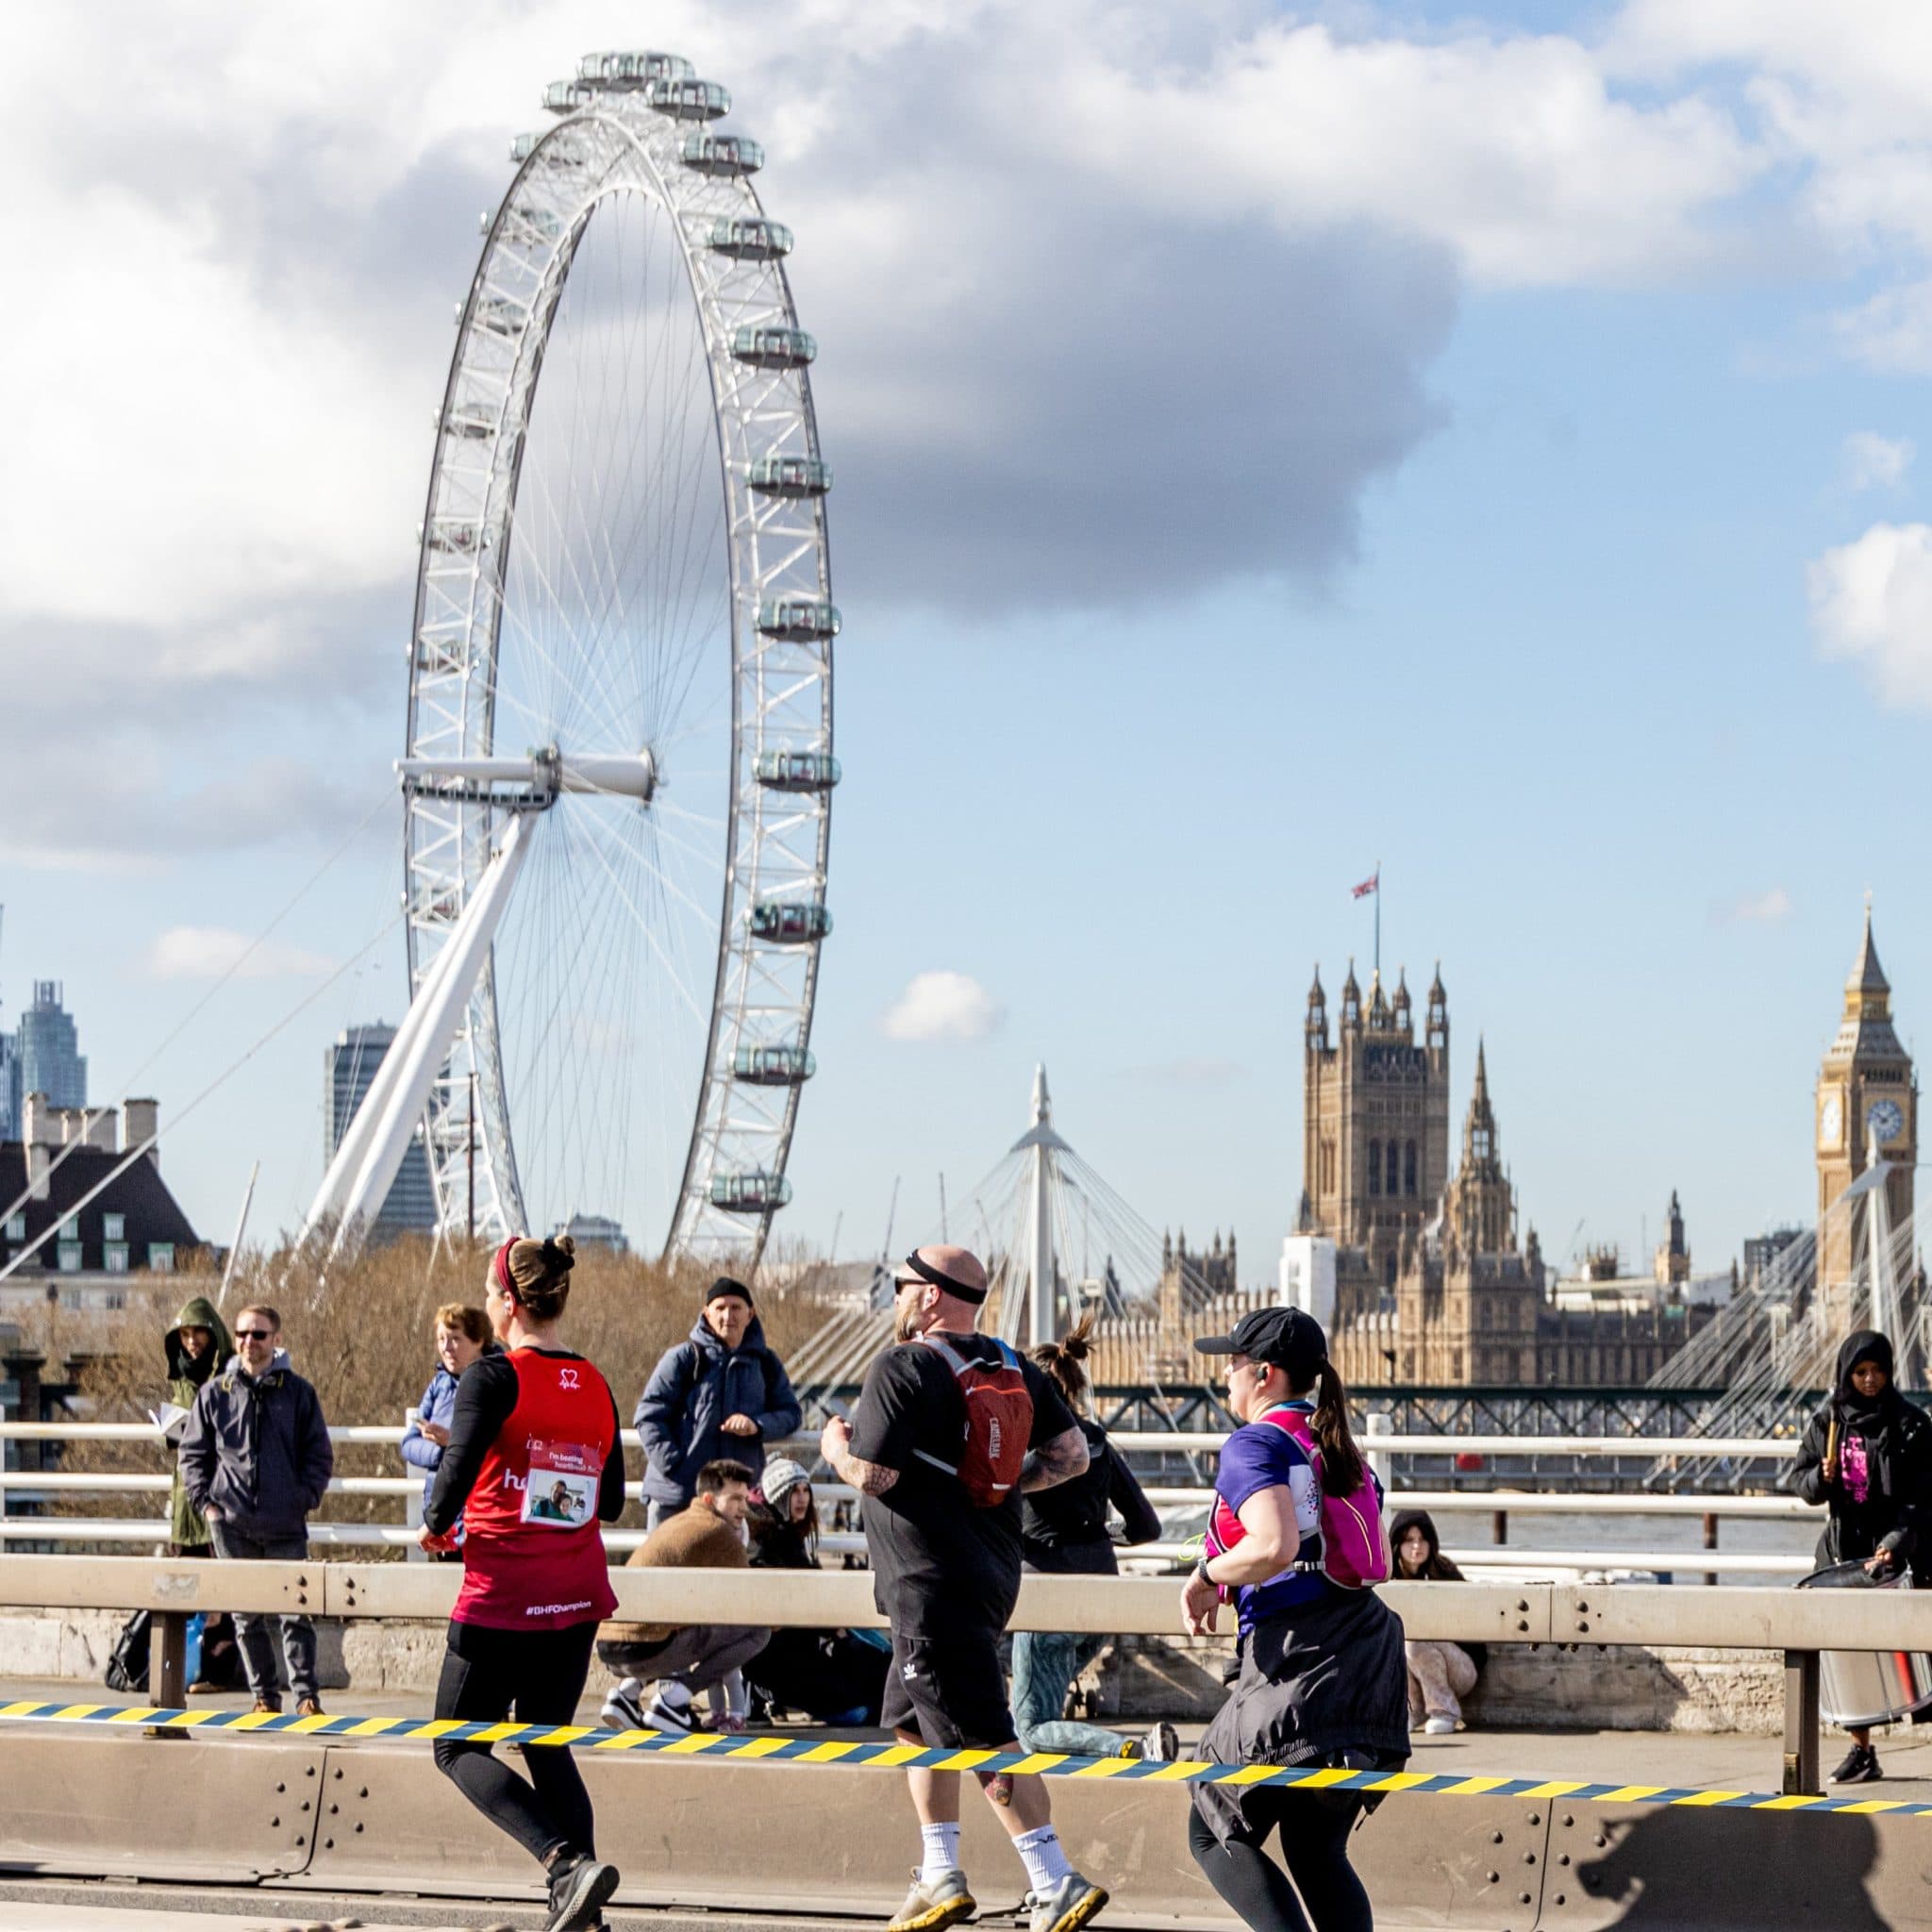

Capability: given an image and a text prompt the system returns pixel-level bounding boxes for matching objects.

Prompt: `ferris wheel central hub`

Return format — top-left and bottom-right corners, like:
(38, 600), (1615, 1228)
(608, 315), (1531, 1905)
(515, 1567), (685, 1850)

(396, 748), (658, 808)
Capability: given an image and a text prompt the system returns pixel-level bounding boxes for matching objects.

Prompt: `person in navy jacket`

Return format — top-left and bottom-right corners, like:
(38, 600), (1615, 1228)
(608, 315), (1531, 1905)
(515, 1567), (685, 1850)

(636, 1276), (800, 1528)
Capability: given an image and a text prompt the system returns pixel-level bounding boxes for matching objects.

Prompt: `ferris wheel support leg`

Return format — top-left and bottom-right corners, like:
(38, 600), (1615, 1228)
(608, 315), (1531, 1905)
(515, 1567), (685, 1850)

(307, 811), (537, 1255)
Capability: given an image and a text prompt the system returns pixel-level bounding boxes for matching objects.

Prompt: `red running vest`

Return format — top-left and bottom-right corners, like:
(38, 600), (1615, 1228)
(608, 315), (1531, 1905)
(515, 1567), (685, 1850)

(453, 1347), (619, 1631)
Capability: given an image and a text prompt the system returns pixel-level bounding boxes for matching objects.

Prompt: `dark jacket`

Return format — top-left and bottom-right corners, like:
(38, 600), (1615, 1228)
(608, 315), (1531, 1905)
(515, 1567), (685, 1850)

(163, 1294), (231, 1548)
(1390, 1507), (1486, 1671)
(1021, 1416), (1162, 1574)
(635, 1314), (801, 1507)
(1790, 1330), (1932, 1574)
(179, 1347), (334, 1541)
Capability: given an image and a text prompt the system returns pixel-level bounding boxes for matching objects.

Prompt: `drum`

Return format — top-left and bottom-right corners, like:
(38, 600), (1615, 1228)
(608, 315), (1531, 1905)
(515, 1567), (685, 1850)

(1797, 1559), (1932, 1728)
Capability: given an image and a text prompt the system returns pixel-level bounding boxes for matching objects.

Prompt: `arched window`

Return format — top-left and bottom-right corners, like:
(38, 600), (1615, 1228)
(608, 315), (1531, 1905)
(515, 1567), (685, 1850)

(1368, 1139), (1381, 1196)
(1405, 1139), (1418, 1196)
(1386, 1141), (1399, 1196)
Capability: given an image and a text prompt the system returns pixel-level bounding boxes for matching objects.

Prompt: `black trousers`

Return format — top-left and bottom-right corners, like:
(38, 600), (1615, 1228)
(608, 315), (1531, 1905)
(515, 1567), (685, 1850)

(432, 1617), (599, 1868)
(1188, 1788), (1372, 1932)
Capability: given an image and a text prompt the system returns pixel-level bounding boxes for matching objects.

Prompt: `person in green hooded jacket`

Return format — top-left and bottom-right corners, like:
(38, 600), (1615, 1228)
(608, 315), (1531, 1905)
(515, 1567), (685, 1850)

(164, 1295), (231, 1552)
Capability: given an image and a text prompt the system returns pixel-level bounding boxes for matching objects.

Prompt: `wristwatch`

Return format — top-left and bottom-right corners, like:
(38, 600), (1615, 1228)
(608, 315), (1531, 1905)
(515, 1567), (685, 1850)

(1191, 1555), (1214, 1589)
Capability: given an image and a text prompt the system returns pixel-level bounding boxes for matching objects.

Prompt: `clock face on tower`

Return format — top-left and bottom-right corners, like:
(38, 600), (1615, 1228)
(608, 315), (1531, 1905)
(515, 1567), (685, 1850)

(1867, 1098), (1906, 1146)
(1820, 1094), (1842, 1147)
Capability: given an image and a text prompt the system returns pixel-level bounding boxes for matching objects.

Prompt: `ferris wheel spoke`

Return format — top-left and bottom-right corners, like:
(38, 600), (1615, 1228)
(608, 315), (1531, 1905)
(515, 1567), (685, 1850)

(569, 808), (710, 1029)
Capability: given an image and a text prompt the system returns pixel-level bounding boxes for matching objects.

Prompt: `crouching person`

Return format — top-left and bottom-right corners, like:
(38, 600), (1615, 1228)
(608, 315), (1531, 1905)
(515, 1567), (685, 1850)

(599, 1458), (770, 1735)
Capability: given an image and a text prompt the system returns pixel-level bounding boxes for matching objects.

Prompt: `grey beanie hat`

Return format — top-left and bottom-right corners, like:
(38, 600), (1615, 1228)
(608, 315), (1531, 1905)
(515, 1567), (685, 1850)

(758, 1457), (810, 1509)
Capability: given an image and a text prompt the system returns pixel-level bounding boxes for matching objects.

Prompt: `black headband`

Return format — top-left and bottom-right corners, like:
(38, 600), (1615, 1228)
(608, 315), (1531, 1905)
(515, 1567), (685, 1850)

(900, 1249), (987, 1305)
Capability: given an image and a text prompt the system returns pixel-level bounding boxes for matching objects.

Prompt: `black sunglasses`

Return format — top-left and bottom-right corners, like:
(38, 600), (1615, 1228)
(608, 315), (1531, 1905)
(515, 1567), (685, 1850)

(234, 1328), (275, 1341)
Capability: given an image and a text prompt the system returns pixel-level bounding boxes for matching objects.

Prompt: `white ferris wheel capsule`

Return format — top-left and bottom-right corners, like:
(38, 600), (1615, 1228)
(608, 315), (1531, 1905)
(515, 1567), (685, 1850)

(308, 52), (835, 1265)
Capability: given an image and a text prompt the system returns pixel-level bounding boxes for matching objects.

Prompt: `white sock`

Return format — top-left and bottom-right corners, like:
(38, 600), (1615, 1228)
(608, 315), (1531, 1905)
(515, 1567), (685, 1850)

(920, 1821), (961, 1883)
(610, 1675), (641, 1705)
(1013, 1824), (1071, 1894)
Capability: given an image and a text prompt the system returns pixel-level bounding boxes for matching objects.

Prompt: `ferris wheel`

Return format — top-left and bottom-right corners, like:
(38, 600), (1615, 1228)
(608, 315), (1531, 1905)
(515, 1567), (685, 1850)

(308, 51), (836, 1264)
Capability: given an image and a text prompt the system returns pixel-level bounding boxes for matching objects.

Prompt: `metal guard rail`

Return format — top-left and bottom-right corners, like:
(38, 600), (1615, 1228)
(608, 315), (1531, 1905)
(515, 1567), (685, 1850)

(0, 1557), (1908, 1795)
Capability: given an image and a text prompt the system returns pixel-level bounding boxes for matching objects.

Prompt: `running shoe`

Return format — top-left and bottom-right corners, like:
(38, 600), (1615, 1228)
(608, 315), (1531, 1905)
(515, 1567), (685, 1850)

(1139, 1723), (1179, 1762)
(543, 1852), (620, 1932)
(599, 1685), (646, 1731)
(644, 1692), (696, 1735)
(1424, 1716), (1457, 1736)
(887, 1866), (976, 1932)
(249, 1698), (280, 1716)
(1832, 1744), (1883, 1784)
(295, 1697), (326, 1719)
(1025, 1870), (1108, 1932)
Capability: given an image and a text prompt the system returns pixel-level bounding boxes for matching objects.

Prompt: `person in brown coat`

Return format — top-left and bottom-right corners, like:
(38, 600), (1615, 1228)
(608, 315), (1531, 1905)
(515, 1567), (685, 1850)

(596, 1458), (769, 1735)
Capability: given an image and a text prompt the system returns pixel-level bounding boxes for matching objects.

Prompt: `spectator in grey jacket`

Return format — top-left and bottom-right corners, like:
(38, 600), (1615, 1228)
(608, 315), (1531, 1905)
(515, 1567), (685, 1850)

(179, 1305), (334, 1715)
(636, 1277), (800, 1530)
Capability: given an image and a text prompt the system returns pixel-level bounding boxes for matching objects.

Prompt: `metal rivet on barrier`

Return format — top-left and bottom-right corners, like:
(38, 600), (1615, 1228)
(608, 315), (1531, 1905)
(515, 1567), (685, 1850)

(1554, 1894), (1565, 1907)
(1486, 1871), (1499, 1884)
(1559, 1855), (1571, 1867)
(1518, 1891), (1532, 1906)
(1491, 1831), (1504, 1845)
(1562, 1814), (1574, 1826)
(1593, 1834), (1607, 1847)
(270, 1817), (279, 1828)
(1524, 1852), (1537, 1865)
(275, 1782), (286, 1794)
(355, 1823), (364, 1834)
(1526, 1812), (1541, 1825)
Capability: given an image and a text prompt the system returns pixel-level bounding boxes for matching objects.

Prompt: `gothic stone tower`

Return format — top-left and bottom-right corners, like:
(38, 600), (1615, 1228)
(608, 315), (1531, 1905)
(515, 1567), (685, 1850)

(1304, 960), (1451, 1284)
(1817, 905), (1917, 1326)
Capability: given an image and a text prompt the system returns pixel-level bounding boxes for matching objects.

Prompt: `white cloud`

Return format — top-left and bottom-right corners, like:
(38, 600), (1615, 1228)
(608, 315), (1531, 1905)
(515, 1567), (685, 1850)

(142, 926), (337, 982)
(881, 971), (1002, 1042)
(1724, 888), (1795, 924)
(1842, 431), (1915, 491)
(1808, 522), (1932, 708)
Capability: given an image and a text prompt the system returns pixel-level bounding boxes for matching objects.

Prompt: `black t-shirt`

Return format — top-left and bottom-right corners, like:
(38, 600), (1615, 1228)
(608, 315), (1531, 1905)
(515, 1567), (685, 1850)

(1021, 1417), (1163, 1575)
(849, 1332), (1077, 1639)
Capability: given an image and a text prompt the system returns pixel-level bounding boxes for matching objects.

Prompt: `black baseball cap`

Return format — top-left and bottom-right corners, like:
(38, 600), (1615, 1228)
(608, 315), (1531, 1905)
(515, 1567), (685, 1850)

(1193, 1306), (1327, 1375)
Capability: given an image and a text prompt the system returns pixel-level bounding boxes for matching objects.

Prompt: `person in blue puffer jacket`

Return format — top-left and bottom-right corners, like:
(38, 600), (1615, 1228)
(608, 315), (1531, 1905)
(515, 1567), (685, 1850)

(636, 1277), (801, 1530)
(400, 1303), (493, 1553)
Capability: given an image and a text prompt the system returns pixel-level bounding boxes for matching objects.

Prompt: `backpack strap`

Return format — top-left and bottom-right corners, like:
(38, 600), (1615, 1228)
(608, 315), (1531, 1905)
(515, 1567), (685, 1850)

(911, 1334), (970, 1474)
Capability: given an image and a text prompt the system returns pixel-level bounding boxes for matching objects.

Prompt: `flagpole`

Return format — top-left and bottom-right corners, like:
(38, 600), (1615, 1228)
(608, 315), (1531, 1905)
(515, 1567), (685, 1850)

(1374, 860), (1381, 978)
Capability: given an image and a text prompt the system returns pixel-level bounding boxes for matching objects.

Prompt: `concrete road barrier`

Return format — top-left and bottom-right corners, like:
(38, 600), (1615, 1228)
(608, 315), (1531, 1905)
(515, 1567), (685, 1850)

(2, 1723), (1931, 1929)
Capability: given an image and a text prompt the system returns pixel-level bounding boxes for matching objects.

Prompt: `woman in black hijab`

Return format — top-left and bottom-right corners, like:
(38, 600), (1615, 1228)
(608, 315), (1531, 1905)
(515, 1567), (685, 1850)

(1791, 1328), (1932, 1783)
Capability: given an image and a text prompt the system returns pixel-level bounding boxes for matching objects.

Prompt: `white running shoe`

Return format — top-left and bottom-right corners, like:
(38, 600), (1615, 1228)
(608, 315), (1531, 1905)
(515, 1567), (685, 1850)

(1424, 1716), (1457, 1736)
(1025, 1870), (1109, 1932)
(1140, 1722), (1180, 1762)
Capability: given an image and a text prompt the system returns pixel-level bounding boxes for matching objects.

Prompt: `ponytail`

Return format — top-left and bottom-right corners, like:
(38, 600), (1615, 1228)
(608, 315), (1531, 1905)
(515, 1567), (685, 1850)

(1030, 1309), (1095, 1410)
(1311, 1357), (1364, 1496)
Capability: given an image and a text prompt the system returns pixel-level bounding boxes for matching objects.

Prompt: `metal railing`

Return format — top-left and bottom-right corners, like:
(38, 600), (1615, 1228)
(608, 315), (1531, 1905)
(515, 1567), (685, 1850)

(0, 1419), (1823, 1575)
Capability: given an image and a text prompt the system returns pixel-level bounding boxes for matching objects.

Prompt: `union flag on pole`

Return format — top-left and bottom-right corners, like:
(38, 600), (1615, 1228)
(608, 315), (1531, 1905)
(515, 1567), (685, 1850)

(1352, 871), (1379, 899)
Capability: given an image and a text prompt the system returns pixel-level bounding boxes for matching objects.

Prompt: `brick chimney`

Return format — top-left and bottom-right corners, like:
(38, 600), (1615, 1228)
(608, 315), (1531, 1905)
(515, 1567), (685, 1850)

(21, 1092), (53, 1200)
(123, 1098), (159, 1167)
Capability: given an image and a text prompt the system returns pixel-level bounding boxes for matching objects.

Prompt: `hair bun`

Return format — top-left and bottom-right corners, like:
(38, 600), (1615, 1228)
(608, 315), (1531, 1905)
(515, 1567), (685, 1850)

(548, 1235), (576, 1269)
(1062, 1329), (1091, 1361)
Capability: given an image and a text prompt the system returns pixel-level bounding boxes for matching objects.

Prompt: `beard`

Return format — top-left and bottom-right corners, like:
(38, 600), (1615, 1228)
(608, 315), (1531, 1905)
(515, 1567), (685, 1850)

(893, 1299), (922, 1343)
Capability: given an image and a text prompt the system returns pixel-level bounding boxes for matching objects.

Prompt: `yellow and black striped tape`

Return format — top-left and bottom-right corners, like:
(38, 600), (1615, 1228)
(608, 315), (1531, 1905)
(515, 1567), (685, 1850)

(0, 1699), (1917, 1820)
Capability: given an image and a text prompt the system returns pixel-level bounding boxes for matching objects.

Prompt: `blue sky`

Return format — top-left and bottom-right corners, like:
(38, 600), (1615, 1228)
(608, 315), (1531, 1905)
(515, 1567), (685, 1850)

(6, 1), (1932, 1285)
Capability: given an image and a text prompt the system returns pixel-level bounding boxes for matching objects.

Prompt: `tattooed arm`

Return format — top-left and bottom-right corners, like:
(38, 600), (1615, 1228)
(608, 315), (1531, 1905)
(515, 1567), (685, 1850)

(821, 1416), (899, 1497)
(1020, 1424), (1090, 1494)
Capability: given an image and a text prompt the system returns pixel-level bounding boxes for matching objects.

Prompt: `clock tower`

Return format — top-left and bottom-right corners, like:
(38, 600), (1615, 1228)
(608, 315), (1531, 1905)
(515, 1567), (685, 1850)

(1816, 903), (1917, 1330)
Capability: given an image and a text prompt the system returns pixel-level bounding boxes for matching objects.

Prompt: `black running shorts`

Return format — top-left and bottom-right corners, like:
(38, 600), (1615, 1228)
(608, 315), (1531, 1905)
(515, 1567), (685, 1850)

(880, 1627), (1016, 1749)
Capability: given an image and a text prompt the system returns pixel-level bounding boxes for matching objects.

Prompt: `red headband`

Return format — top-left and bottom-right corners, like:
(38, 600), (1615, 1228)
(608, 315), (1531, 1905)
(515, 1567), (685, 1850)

(491, 1237), (519, 1300)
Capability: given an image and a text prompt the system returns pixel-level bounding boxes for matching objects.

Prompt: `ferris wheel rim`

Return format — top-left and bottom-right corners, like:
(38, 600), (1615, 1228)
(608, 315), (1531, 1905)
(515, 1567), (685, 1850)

(401, 69), (835, 1264)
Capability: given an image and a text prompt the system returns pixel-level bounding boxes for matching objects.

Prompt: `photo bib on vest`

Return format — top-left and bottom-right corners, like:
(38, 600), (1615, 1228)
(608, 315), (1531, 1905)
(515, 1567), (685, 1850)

(521, 1440), (602, 1526)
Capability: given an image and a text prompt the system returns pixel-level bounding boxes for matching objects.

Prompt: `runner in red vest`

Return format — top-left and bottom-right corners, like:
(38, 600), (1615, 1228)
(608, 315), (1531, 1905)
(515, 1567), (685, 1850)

(821, 1243), (1110, 1932)
(423, 1234), (625, 1932)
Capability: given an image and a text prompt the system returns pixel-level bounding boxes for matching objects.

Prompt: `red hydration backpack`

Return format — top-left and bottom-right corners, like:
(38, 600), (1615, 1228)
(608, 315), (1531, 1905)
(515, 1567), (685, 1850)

(1259, 1405), (1391, 1591)
(914, 1335), (1034, 1507)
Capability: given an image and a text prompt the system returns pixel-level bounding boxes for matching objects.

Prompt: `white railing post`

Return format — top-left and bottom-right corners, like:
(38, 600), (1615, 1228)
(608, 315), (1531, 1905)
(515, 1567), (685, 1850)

(403, 1407), (425, 1561)
(1365, 1407), (1391, 1493)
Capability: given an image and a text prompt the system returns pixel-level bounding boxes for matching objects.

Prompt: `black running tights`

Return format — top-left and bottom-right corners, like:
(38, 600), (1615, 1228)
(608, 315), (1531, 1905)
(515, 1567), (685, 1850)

(432, 1617), (598, 1868)
(1188, 1790), (1373, 1932)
